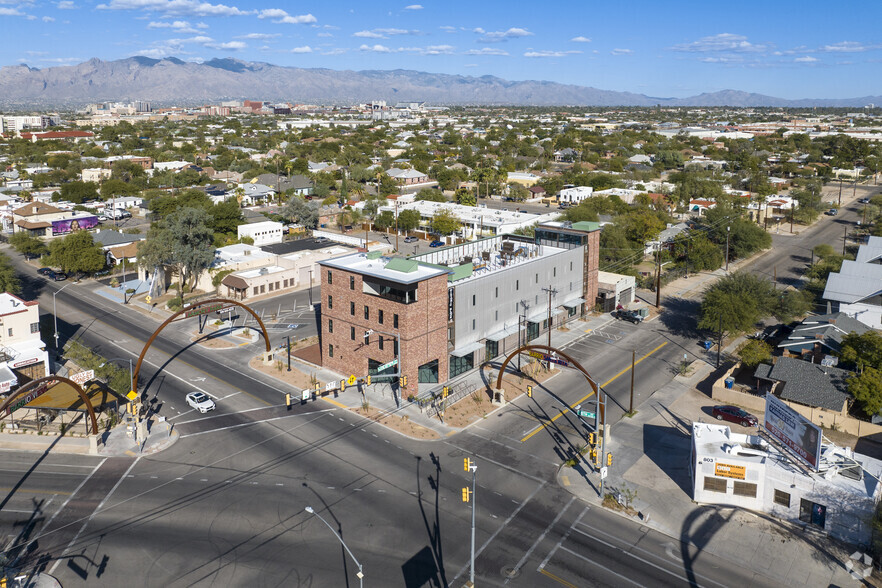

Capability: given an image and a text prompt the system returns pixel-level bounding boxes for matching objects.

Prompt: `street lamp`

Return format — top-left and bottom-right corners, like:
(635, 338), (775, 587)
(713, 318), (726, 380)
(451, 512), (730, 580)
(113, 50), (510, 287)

(304, 506), (363, 588)
(725, 226), (731, 272)
(52, 282), (73, 352)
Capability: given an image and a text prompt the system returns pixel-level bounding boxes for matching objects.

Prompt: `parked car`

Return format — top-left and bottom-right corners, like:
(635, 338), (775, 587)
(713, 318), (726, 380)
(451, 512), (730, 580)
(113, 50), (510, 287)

(712, 405), (758, 427)
(825, 208), (838, 216)
(37, 267), (53, 276)
(429, 240), (444, 247)
(404, 236), (418, 243)
(186, 391), (216, 413)
(314, 236), (329, 244)
(97, 215), (108, 222)
(613, 309), (643, 324)
(53, 272), (67, 281)
(858, 197), (871, 204)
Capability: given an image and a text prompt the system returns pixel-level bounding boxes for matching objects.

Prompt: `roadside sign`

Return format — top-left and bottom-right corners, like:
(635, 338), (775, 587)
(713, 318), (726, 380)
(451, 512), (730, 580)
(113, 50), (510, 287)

(324, 381), (336, 392)
(301, 390), (311, 402)
(145, 295), (152, 303)
(528, 351), (545, 360)
(185, 303), (223, 318)
(600, 467), (608, 480)
(347, 374), (357, 386)
(69, 369), (95, 386)
(377, 358), (398, 372)
(126, 390), (138, 401)
(577, 410), (596, 419)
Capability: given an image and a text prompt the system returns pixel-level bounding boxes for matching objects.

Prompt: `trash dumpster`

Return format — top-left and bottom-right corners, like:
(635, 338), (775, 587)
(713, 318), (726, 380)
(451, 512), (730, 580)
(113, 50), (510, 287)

(701, 340), (714, 351)
(725, 377), (735, 389)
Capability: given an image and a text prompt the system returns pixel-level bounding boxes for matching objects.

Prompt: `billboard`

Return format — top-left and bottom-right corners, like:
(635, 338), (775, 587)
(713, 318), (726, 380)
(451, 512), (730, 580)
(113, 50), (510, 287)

(52, 216), (98, 235)
(764, 394), (822, 470)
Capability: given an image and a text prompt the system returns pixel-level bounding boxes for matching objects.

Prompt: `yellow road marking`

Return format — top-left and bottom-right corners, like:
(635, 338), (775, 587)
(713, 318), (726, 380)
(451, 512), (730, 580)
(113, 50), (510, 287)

(0, 487), (71, 496)
(320, 397), (348, 409)
(446, 430), (458, 437)
(520, 341), (668, 443)
(539, 567), (580, 588)
(560, 475), (570, 486)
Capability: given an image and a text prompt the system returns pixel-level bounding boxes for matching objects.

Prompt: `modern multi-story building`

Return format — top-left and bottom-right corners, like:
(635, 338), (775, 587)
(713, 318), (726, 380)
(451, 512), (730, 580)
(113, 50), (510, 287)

(318, 221), (600, 388)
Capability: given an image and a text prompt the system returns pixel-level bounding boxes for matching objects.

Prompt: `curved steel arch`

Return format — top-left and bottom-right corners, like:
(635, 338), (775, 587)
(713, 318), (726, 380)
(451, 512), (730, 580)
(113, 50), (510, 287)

(0, 375), (99, 435)
(132, 298), (271, 397)
(494, 344), (598, 396)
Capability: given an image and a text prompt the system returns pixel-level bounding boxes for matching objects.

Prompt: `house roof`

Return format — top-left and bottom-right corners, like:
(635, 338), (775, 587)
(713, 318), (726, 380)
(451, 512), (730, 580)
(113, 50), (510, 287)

(108, 243), (138, 260)
(754, 357), (852, 411)
(93, 229), (146, 247)
(14, 220), (50, 229)
(13, 202), (64, 217)
(823, 261), (882, 304)
(387, 168), (427, 179)
(221, 274), (249, 290)
(778, 312), (870, 354)
(855, 236), (882, 265)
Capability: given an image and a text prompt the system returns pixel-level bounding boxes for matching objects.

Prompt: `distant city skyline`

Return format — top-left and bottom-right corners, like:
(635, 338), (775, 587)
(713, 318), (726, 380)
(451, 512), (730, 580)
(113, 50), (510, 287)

(3, 0), (880, 99)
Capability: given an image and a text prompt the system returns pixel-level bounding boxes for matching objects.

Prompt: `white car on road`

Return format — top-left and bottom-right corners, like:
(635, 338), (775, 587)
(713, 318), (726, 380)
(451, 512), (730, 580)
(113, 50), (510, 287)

(186, 391), (216, 413)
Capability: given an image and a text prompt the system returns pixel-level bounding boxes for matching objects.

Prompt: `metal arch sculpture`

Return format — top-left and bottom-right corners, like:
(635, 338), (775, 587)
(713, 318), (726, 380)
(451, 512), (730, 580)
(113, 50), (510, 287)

(132, 298), (271, 397)
(0, 376), (99, 435)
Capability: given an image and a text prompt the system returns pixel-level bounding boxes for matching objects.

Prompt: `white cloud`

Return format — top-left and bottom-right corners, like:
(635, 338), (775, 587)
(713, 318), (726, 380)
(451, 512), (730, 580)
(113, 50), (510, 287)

(235, 32), (280, 39)
(464, 47), (507, 56)
(317, 32), (332, 37)
(42, 15), (55, 20)
(148, 20), (200, 32)
(699, 56), (742, 63)
(795, 55), (818, 62)
(56, 0), (76, 8)
(570, 36), (591, 43)
(670, 33), (770, 53)
(205, 40), (245, 50)
(404, 4), (422, 9)
(524, 50), (581, 58)
(422, 44), (454, 55)
(354, 30), (384, 38)
(439, 25), (455, 33)
(464, 63), (477, 67)
(0, 7), (23, 15)
(478, 27), (532, 43)
(321, 48), (346, 55)
(359, 44), (392, 53)
(257, 8), (315, 23)
(291, 45), (312, 53)
(819, 41), (879, 53)
(610, 48), (632, 55)
(97, 0), (251, 16)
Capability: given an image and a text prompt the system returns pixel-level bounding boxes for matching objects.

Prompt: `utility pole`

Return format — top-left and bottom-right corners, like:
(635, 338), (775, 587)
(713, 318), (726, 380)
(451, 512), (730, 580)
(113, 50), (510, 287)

(629, 349), (635, 414)
(394, 198), (399, 252)
(655, 251), (662, 308)
(790, 207), (794, 234)
(725, 225), (731, 272)
(773, 266), (777, 290)
(463, 458), (477, 588)
(843, 226), (848, 256)
(717, 313), (723, 369)
(838, 178), (843, 206)
(542, 286), (558, 348)
(286, 336), (291, 371)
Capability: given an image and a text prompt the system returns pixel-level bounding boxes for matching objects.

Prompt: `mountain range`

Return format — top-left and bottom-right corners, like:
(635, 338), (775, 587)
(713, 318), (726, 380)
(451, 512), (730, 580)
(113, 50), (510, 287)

(0, 56), (880, 109)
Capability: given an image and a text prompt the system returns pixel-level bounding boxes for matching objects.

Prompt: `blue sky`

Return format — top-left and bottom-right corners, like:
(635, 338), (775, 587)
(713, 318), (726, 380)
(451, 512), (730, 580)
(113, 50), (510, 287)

(4, 0), (881, 99)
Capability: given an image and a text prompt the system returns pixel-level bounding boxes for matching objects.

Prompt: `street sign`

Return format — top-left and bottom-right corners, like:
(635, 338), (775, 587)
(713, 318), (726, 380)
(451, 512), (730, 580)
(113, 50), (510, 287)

(126, 390), (138, 401)
(185, 303), (223, 318)
(324, 381), (336, 392)
(347, 374), (357, 386)
(600, 466), (608, 480)
(377, 358), (398, 372)
(577, 410), (596, 419)
(69, 369), (95, 386)
(301, 390), (311, 402)
(527, 351), (545, 360)
(145, 295), (152, 303)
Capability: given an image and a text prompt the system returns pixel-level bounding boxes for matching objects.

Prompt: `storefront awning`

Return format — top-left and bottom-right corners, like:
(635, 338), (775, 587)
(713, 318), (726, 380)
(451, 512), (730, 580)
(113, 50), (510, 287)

(526, 308), (566, 323)
(562, 297), (586, 308)
(449, 341), (484, 357)
(486, 325), (519, 341)
(0, 364), (17, 393)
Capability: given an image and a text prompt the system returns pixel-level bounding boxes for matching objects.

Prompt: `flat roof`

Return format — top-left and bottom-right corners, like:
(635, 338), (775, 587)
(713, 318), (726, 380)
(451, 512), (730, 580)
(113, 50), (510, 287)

(319, 252), (449, 285)
(237, 265), (287, 279)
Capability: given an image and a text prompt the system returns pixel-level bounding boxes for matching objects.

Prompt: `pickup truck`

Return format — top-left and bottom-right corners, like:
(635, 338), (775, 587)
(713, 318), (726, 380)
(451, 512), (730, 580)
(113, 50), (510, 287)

(613, 309), (644, 324)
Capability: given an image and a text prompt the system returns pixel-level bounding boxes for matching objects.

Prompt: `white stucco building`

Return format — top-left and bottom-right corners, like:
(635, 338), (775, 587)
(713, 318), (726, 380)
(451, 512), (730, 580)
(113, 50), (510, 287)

(238, 221), (284, 246)
(0, 293), (50, 393)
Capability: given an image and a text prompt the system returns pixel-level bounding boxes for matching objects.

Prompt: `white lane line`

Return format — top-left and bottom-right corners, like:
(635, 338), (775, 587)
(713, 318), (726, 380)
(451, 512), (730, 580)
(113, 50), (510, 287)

(556, 545), (642, 587)
(452, 481), (547, 584)
(38, 458), (106, 538)
(174, 403), (307, 425)
(178, 409), (337, 438)
(49, 457), (140, 575)
(539, 506), (589, 570)
(504, 495), (576, 584)
(0, 469), (96, 476)
(444, 441), (545, 484)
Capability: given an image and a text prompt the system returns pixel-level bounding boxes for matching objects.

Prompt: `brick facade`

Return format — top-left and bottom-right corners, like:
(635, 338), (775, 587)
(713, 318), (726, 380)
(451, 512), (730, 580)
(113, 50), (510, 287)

(584, 228), (600, 311)
(320, 266), (449, 389)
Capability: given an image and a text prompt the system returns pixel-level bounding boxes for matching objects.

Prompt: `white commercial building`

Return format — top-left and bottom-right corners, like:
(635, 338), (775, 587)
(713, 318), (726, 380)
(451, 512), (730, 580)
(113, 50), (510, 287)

(692, 422), (882, 545)
(238, 221), (284, 246)
(558, 186), (594, 205)
(379, 200), (559, 239)
(0, 293), (50, 393)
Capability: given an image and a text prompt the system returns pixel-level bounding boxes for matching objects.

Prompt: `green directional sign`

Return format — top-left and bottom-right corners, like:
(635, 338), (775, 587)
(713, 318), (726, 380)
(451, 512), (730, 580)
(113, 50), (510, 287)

(577, 410), (596, 419)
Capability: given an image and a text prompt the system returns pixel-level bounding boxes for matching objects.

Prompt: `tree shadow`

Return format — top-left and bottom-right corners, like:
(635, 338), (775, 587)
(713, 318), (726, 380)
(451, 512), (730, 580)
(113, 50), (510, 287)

(657, 297), (701, 339)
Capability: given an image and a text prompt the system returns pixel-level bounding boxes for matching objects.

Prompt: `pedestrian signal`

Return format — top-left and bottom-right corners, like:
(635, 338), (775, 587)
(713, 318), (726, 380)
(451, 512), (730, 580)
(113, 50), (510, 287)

(527, 385), (532, 398)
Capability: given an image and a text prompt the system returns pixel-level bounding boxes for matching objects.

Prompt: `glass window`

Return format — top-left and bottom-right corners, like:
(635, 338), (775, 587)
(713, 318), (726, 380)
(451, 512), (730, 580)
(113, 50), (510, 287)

(516, 279), (519, 291)
(327, 270), (332, 284)
(485, 340), (498, 361)
(449, 352), (474, 378)
(350, 301), (355, 316)
(350, 275), (355, 290)
(378, 309), (384, 324)
(369, 358), (398, 382)
(472, 319), (476, 330)
(703, 477), (727, 493)
(495, 287), (498, 298)
(393, 314), (399, 329)
(526, 321), (539, 341)
(328, 319), (333, 334)
(350, 326), (355, 340)
(364, 305), (369, 320)
(472, 294), (476, 306)
(30, 322), (39, 334)
(378, 337), (384, 350)
(328, 295), (333, 309)
(418, 359), (439, 383)
(774, 489), (790, 507)
(733, 481), (757, 498)
(328, 344), (334, 358)
(364, 332), (370, 344)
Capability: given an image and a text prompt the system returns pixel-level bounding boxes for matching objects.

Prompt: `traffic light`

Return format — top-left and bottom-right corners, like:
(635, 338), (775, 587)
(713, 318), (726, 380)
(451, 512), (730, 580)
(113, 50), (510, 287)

(464, 457), (472, 471)
(340, 379), (346, 391)
(285, 393), (292, 408)
(588, 432), (595, 446)
(462, 487), (470, 502)
(590, 449), (597, 462)
(400, 375), (407, 387)
(443, 386), (449, 398)
(314, 382), (320, 392)
(365, 375), (371, 386)
(526, 385), (532, 398)
(607, 453), (613, 467)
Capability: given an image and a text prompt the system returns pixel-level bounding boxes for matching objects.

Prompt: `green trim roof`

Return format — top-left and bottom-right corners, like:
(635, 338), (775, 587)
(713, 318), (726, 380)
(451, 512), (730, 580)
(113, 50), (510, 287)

(384, 257), (419, 273)
(571, 221), (601, 232)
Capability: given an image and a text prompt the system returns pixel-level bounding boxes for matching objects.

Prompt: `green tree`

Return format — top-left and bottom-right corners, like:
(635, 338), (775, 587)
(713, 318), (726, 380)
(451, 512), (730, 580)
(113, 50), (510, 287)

(430, 208), (461, 236)
(848, 367), (882, 417)
(455, 188), (477, 207)
(0, 253), (21, 294)
(59, 181), (99, 204)
(737, 339), (772, 368)
(8, 232), (47, 260)
(507, 183), (530, 202)
(773, 289), (813, 323)
(47, 231), (106, 278)
(281, 196), (321, 229)
(698, 271), (776, 335)
(416, 188), (446, 202)
(100, 178), (139, 200)
(138, 207), (214, 298)
(840, 332), (882, 371)
(374, 210), (395, 231)
(209, 199), (244, 234)
(397, 209), (421, 232)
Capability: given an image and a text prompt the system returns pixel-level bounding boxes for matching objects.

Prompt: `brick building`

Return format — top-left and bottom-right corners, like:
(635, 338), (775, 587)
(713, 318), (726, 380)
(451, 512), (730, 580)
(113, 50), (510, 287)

(318, 221), (600, 388)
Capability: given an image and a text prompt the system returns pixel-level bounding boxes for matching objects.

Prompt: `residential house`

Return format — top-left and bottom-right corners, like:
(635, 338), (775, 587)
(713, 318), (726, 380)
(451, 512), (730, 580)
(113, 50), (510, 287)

(387, 168), (429, 186)
(0, 293), (50, 388)
(93, 229), (146, 266)
(553, 148), (580, 162)
(778, 312), (870, 362)
(754, 357), (852, 415)
(822, 258), (882, 329)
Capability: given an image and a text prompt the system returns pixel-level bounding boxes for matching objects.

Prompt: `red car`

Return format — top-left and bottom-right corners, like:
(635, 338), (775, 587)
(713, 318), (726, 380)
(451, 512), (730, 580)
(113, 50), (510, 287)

(712, 405), (758, 427)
